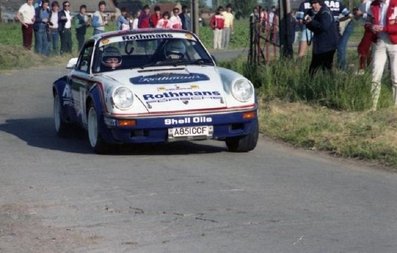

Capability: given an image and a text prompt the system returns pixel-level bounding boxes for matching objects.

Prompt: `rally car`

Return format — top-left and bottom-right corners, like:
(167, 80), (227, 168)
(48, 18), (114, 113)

(53, 29), (258, 153)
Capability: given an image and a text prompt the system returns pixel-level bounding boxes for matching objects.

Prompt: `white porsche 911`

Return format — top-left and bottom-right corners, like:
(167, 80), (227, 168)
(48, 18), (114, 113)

(53, 29), (258, 153)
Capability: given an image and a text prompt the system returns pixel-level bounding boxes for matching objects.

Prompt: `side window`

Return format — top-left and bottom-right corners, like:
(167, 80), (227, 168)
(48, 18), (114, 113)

(76, 42), (94, 73)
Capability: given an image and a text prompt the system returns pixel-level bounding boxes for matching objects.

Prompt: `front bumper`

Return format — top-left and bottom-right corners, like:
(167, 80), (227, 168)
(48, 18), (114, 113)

(100, 110), (258, 144)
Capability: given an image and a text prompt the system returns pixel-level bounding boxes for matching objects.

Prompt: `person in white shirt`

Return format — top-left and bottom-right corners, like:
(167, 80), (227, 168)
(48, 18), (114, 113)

(170, 7), (182, 29)
(156, 11), (172, 28)
(48, 1), (60, 55)
(92, 1), (108, 35)
(16, 0), (36, 50)
(222, 4), (234, 49)
(58, 0), (72, 54)
(131, 10), (140, 29)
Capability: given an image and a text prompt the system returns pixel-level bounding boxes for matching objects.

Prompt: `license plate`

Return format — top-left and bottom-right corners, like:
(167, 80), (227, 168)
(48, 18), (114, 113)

(168, 125), (213, 140)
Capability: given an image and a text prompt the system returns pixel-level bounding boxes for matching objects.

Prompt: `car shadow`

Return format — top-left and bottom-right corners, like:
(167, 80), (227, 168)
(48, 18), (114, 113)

(0, 117), (226, 155)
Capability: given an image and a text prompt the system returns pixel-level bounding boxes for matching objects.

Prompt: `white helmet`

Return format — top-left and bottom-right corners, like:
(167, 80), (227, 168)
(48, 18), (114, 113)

(165, 40), (186, 59)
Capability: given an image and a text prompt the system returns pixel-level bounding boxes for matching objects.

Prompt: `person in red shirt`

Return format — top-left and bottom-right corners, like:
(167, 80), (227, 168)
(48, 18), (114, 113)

(150, 5), (161, 27)
(210, 6), (225, 49)
(368, 0), (397, 110)
(138, 5), (151, 28)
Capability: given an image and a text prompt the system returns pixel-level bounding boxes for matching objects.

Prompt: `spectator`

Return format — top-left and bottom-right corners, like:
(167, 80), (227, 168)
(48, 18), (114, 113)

(156, 11), (172, 29)
(33, 0), (50, 56)
(150, 6), (161, 28)
(355, 0), (374, 74)
(305, 0), (338, 75)
(325, 0), (352, 70)
(48, 1), (60, 55)
(117, 7), (130, 30)
(368, 0), (397, 110)
(280, 10), (297, 58)
(210, 6), (225, 49)
(296, 0), (314, 58)
(58, 0), (72, 55)
(92, 1), (108, 35)
(222, 4), (234, 49)
(75, 4), (89, 51)
(16, 0), (36, 50)
(138, 5), (151, 28)
(132, 10), (140, 29)
(265, 6), (279, 62)
(179, 5), (192, 31)
(170, 7), (182, 29)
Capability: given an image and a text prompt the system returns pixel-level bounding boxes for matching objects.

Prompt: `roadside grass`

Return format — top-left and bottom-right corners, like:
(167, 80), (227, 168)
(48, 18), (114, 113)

(261, 100), (397, 169)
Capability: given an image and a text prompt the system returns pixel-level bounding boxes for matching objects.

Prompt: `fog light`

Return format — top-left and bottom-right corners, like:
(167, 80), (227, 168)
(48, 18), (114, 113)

(242, 111), (256, 120)
(117, 119), (136, 127)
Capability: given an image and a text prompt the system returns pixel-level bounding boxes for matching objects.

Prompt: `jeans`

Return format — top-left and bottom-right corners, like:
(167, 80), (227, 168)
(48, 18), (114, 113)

(336, 21), (354, 70)
(60, 28), (72, 55)
(49, 30), (59, 55)
(222, 27), (231, 49)
(34, 29), (49, 56)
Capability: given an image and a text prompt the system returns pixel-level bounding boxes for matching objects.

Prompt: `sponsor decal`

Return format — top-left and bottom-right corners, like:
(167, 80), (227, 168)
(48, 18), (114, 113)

(156, 84), (200, 92)
(164, 116), (212, 126)
(130, 73), (210, 84)
(62, 84), (72, 106)
(122, 33), (173, 41)
(101, 39), (110, 45)
(142, 90), (222, 105)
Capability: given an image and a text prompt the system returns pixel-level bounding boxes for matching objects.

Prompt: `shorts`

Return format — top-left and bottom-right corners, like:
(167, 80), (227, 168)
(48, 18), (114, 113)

(298, 26), (313, 42)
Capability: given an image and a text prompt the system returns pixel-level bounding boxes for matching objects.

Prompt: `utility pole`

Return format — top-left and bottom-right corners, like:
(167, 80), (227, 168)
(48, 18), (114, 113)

(192, 0), (200, 35)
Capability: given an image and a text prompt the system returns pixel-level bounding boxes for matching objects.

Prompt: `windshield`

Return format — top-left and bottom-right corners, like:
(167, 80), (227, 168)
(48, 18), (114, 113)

(93, 34), (214, 73)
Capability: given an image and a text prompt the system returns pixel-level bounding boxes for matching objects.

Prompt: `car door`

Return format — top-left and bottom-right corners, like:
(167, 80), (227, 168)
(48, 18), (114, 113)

(70, 41), (95, 127)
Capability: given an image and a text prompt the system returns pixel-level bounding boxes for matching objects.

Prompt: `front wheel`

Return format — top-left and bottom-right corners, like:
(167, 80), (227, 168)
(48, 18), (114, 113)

(226, 121), (259, 152)
(87, 104), (111, 154)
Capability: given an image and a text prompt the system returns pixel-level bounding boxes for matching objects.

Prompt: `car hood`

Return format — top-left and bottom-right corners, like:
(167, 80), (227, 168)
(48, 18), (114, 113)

(103, 65), (228, 113)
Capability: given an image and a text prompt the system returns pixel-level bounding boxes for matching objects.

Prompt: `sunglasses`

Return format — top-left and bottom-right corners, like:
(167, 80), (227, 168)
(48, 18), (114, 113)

(64, 4), (70, 7)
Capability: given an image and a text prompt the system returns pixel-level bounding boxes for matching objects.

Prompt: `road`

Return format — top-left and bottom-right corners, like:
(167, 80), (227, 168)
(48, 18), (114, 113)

(0, 62), (397, 253)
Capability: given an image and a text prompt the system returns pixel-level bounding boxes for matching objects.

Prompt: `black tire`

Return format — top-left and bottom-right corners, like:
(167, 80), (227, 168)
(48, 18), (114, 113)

(87, 103), (111, 154)
(53, 93), (70, 137)
(226, 121), (259, 152)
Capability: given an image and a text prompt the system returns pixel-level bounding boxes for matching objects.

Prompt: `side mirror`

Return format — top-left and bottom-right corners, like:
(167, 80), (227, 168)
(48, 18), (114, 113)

(66, 58), (78, 69)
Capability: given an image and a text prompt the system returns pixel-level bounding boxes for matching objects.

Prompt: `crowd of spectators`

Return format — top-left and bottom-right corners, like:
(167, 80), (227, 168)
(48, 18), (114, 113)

(15, 0), (194, 56)
(252, 0), (397, 110)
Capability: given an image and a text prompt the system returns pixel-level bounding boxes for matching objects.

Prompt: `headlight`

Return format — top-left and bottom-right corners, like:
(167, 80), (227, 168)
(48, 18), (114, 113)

(112, 87), (134, 110)
(231, 79), (254, 102)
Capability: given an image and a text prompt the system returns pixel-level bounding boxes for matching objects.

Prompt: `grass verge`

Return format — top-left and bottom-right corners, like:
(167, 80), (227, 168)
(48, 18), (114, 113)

(261, 100), (397, 169)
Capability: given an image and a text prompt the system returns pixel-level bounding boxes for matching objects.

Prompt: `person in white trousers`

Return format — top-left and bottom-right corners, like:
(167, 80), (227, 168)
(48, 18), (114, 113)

(368, 0), (397, 110)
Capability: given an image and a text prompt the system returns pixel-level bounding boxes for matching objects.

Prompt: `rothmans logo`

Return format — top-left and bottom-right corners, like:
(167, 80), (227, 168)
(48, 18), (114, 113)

(130, 73), (210, 84)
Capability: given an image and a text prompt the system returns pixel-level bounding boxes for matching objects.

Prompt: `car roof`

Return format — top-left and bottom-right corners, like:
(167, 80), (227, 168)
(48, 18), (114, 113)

(92, 29), (196, 42)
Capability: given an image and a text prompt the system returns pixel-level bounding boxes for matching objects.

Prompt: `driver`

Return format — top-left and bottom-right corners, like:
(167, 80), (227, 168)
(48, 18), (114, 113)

(164, 40), (186, 60)
(101, 46), (122, 70)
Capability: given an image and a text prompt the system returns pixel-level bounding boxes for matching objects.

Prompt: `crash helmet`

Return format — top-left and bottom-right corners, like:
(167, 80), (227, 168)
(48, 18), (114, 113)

(101, 46), (122, 69)
(164, 39), (186, 59)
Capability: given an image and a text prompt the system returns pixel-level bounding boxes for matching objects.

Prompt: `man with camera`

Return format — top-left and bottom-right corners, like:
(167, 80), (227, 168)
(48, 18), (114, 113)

(305, 0), (338, 75)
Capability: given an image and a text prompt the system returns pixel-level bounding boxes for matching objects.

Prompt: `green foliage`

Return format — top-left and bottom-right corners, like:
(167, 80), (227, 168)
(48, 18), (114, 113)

(221, 57), (395, 111)
(197, 18), (250, 49)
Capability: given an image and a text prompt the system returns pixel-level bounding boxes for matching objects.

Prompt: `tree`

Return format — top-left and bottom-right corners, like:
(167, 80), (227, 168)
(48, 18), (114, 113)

(231, 0), (257, 17)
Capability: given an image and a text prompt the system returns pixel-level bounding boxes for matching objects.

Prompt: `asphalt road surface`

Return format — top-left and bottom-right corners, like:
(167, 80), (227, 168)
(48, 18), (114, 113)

(1, 62), (397, 253)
